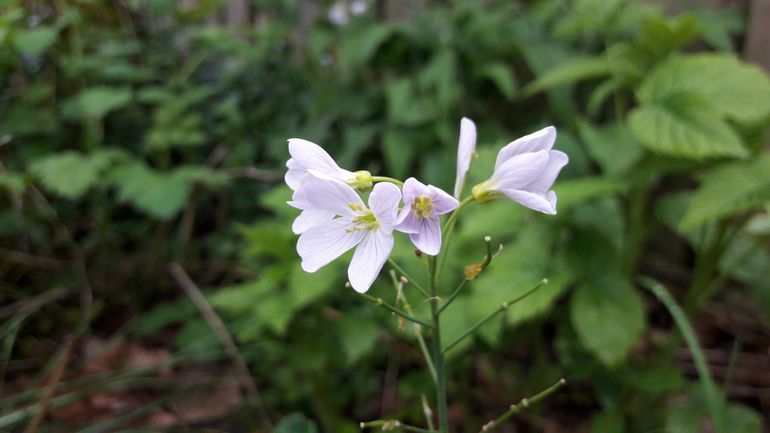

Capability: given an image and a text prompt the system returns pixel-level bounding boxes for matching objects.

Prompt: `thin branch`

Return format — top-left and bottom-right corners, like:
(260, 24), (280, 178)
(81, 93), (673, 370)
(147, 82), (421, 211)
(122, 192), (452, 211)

(388, 258), (430, 298)
(360, 419), (437, 433)
(443, 279), (547, 354)
(479, 378), (567, 432)
(358, 292), (433, 328)
(168, 263), (273, 430)
(0, 287), (70, 320)
(390, 271), (437, 384)
(23, 337), (74, 433)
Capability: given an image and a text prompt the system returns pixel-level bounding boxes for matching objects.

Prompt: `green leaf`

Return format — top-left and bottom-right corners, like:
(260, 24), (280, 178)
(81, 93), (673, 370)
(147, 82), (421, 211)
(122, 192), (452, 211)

(681, 154), (770, 229)
(554, 177), (627, 212)
(480, 63), (517, 100)
(576, 120), (643, 176)
(338, 312), (379, 364)
(29, 150), (121, 199)
(13, 27), (57, 55)
(570, 277), (645, 366)
(339, 24), (396, 70)
(637, 54), (770, 122)
(523, 56), (610, 96)
(274, 413), (318, 433)
(62, 87), (132, 120)
(628, 97), (746, 159)
(109, 162), (202, 219)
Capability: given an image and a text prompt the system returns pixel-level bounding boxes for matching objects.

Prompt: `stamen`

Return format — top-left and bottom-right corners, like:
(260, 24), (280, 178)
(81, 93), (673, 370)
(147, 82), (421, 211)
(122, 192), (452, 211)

(411, 196), (434, 219)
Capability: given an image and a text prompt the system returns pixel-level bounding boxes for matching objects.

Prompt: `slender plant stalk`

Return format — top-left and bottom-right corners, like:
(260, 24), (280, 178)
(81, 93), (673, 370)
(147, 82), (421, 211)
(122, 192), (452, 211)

(360, 420), (437, 433)
(372, 176), (405, 187)
(389, 258), (431, 298)
(428, 256), (449, 433)
(359, 293), (433, 328)
(443, 279), (547, 354)
(439, 236), (498, 314)
(391, 271), (437, 384)
(640, 277), (726, 433)
(436, 196), (474, 276)
(479, 378), (567, 432)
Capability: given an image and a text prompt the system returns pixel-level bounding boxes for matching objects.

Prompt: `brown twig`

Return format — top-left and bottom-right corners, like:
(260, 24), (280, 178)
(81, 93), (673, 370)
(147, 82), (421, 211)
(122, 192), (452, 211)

(168, 263), (273, 430)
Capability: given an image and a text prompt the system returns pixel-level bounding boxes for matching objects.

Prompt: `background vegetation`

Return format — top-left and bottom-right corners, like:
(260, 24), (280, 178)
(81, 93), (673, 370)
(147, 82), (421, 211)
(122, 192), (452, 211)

(1, 0), (769, 432)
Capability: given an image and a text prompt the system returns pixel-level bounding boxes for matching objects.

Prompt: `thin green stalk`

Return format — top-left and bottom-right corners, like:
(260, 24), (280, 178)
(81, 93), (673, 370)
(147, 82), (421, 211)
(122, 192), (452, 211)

(479, 378), (567, 432)
(443, 279), (547, 354)
(421, 394), (436, 432)
(439, 236), (497, 314)
(391, 271), (437, 385)
(359, 293), (433, 328)
(436, 196), (474, 277)
(685, 220), (730, 313)
(372, 176), (404, 187)
(428, 257), (449, 433)
(640, 277), (726, 433)
(438, 279), (468, 314)
(360, 420), (437, 433)
(389, 258), (431, 298)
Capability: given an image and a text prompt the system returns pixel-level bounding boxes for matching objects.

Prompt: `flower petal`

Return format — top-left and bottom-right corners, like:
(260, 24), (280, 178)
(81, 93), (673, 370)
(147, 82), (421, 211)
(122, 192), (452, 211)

(454, 117), (477, 199)
(285, 158), (305, 190)
(288, 138), (353, 181)
(401, 177), (430, 205)
(299, 176), (364, 216)
(348, 230), (394, 292)
(494, 126), (556, 171)
(368, 182), (401, 231)
(500, 189), (557, 214)
(292, 208), (335, 234)
(493, 150), (550, 191)
(395, 208), (421, 234)
(298, 218), (365, 272)
(409, 215), (442, 255)
(522, 150), (569, 193)
(428, 185), (459, 215)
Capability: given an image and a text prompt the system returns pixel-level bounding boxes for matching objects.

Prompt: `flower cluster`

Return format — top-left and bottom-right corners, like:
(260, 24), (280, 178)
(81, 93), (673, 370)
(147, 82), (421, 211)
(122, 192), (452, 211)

(286, 118), (568, 293)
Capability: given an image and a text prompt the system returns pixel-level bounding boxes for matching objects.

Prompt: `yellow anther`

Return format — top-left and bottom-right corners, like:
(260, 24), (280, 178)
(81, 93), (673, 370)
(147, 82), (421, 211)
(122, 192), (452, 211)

(411, 196), (434, 219)
(348, 202), (363, 212)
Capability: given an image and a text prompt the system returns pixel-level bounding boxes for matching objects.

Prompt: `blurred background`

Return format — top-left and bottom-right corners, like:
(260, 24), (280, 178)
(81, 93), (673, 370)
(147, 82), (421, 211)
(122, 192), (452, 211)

(1, 0), (770, 432)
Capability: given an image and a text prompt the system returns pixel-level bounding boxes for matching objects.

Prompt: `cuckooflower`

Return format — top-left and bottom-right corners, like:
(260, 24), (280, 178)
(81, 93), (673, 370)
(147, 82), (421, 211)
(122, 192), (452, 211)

(453, 117), (477, 199)
(471, 126), (568, 214)
(285, 138), (372, 192)
(395, 177), (458, 255)
(287, 187), (335, 234)
(296, 177), (401, 293)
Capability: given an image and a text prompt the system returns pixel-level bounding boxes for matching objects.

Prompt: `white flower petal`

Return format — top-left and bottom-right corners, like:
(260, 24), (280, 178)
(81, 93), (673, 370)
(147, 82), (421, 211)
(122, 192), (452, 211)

(454, 117), (477, 199)
(395, 208), (421, 234)
(402, 177), (430, 204)
(428, 185), (459, 215)
(409, 215), (442, 255)
(501, 189), (557, 215)
(285, 158), (305, 190)
(493, 150), (550, 191)
(348, 230), (394, 292)
(522, 150), (569, 193)
(494, 126), (556, 172)
(288, 138), (354, 183)
(298, 218), (365, 272)
(369, 182), (401, 231)
(299, 176), (364, 216)
(292, 208), (335, 234)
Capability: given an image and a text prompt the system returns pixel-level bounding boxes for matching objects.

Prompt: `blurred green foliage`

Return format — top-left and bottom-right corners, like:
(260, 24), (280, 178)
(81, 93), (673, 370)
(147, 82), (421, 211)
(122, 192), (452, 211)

(1, 0), (769, 432)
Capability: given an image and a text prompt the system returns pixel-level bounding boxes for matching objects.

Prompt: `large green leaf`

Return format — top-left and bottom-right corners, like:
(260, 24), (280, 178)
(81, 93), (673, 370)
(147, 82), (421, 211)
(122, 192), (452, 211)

(13, 26), (58, 55)
(29, 150), (121, 199)
(628, 96), (746, 159)
(570, 277), (645, 366)
(576, 120), (643, 176)
(680, 154), (770, 229)
(62, 87), (132, 120)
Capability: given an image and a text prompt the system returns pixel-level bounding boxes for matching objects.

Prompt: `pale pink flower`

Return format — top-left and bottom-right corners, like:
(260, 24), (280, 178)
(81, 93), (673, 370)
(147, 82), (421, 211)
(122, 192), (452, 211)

(395, 177), (458, 255)
(296, 178), (401, 293)
(284, 138), (370, 191)
(472, 126), (568, 214)
(454, 117), (477, 199)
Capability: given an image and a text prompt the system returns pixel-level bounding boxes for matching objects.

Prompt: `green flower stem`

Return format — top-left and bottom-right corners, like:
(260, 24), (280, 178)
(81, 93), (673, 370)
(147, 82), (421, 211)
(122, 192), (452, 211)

(437, 196), (474, 277)
(358, 293), (433, 328)
(372, 176), (404, 187)
(421, 394), (436, 432)
(479, 378), (567, 432)
(389, 258), (431, 299)
(360, 420), (437, 433)
(428, 256), (449, 433)
(438, 235), (497, 314)
(442, 279), (547, 354)
(390, 271), (438, 385)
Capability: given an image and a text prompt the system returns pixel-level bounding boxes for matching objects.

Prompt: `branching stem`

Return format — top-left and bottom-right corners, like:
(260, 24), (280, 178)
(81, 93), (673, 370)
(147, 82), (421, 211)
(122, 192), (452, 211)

(479, 378), (567, 432)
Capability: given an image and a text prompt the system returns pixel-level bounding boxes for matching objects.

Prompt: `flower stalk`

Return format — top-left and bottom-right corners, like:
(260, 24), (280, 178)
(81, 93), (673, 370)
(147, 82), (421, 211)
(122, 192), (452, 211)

(479, 378), (567, 432)
(358, 292), (433, 328)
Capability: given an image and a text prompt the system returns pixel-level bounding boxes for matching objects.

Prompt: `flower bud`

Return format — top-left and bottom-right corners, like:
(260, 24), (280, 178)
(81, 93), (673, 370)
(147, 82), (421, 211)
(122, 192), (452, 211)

(348, 170), (373, 191)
